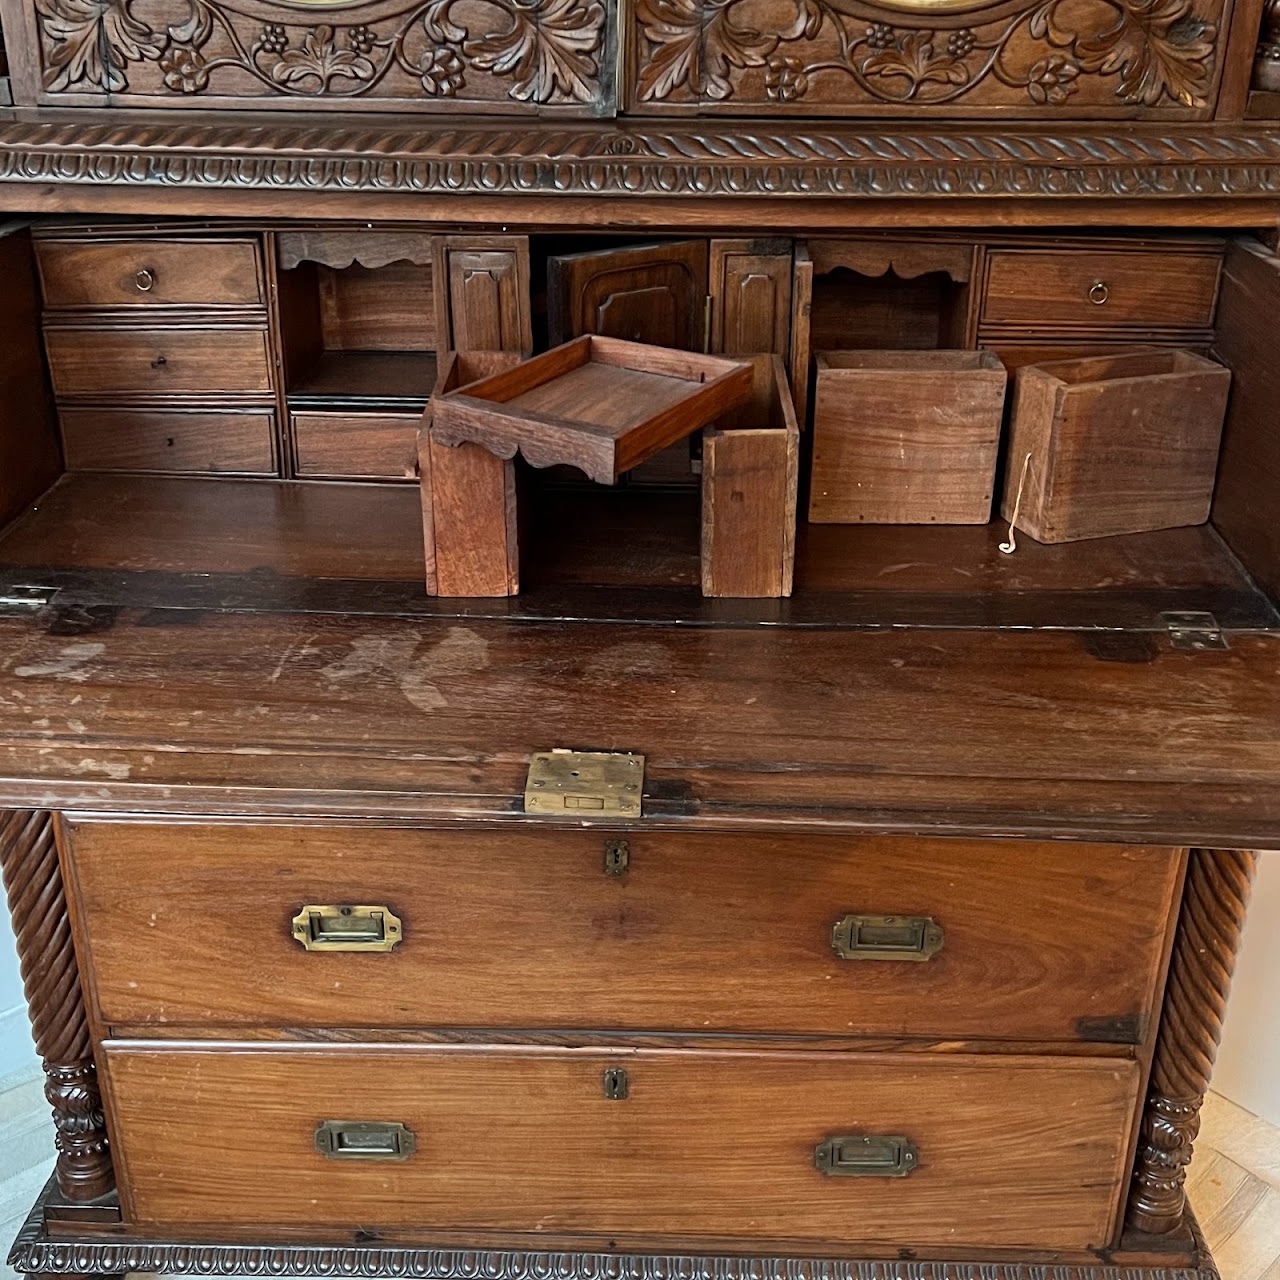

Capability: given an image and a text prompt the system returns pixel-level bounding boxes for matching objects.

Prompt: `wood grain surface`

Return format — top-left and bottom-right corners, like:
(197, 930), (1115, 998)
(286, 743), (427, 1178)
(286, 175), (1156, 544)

(62, 820), (1180, 1041)
(103, 1043), (1138, 1249)
(59, 408), (276, 476)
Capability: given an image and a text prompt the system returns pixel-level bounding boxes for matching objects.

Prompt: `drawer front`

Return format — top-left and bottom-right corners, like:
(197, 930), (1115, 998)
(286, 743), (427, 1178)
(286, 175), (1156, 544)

(44, 328), (274, 397)
(104, 1044), (1137, 1247)
(983, 252), (1221, 329)
(38, 239), (265, 310)
(65, 822), (1181, 1042)
(60, 408), (277, 475)
(292, 411), (421, 481)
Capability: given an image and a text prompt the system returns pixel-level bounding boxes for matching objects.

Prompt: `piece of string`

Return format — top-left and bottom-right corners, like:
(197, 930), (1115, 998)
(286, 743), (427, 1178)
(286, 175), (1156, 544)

(999, 451), (1033, 556)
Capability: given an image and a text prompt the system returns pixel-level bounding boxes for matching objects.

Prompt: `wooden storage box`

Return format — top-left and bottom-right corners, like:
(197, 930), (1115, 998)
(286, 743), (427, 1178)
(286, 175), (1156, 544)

(1001, 349), (1232, 544)
(702, 354), (799, 598)
(808, 350), (1008, 525)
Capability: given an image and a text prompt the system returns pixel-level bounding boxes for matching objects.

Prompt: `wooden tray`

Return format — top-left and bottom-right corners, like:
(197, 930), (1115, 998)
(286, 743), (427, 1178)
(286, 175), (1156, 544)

(430, 335), (753, 485)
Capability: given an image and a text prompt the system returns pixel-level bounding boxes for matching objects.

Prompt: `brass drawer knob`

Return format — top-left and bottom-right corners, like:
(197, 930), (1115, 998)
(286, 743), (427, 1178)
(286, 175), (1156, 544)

(1088, 279), (1109, 305)
(815, 1135), (918, 1178)
(291, 904), (403, 952)
(314, 1120), (415, 1161)
(831, 913), (944, 962)
(135, 268), (155, 292)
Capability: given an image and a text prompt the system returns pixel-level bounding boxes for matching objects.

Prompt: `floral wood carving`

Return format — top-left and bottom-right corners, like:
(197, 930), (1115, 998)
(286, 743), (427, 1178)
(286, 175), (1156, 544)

(32, 0), (608, 108)
(632, 0), (1220, 112)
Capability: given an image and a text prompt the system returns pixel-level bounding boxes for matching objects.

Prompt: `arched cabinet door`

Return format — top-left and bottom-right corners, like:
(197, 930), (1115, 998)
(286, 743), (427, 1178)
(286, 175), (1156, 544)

(623, 0), (1230, 119)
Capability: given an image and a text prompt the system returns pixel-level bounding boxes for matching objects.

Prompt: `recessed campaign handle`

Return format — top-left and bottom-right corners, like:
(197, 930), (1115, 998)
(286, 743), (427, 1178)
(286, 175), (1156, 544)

(830, 913), (944, 962)
(815, 1135), (919, 1178)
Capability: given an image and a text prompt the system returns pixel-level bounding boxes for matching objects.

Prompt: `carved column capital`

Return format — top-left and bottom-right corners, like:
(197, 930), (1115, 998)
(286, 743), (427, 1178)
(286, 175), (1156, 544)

(1127, 849), (1258, 1235)
(0, 809), (114, 1201)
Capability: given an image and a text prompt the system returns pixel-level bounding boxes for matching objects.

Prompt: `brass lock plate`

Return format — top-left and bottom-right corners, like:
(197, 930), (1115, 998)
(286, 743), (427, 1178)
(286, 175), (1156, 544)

(525, 750), (644, 817)
(291, 904), (403, 952)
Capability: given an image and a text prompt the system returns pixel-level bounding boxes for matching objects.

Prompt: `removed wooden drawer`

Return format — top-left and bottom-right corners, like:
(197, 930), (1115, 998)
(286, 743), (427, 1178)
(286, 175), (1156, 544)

(104, 1043), (1138, 1249)
(60, 407), (277, 475)
(37, 238), (266, 310)
(44, 327), (274, 397)
(63, 821), (1182, 1043)
(292, 411), (421, 481)
(983, 251), (1221, 330)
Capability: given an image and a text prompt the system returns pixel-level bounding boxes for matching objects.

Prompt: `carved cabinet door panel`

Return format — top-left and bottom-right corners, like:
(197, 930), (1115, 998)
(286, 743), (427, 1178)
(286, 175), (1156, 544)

(6, 0), (614, 113)
(625, 0), (1231, 118)
(547, 241), (709, 349)
(709, 239), (793, 358)
(434, 237), (533, 355)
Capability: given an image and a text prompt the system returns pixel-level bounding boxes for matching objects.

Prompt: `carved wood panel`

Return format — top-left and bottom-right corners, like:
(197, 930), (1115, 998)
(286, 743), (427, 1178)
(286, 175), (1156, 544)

(547, 240), (709, 347)
(9, 0), (614, 112)
(434, 236), (533, 354)
(625, 0), (1231, 117)
(709, 239), (793, 357)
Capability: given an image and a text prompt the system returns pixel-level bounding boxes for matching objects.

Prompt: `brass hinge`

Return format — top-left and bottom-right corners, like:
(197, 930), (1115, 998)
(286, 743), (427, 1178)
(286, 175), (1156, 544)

(0, 585), (55, 616)
(525, 749), (644, 817)
(1161, 611), (1228, 652)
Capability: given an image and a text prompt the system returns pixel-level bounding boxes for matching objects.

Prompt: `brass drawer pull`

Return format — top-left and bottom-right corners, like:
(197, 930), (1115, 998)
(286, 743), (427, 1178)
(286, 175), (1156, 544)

(291, 904), (403, 952)
(831, 913), (943, 962)
(314, 1120), (415, 1161)
(815, 1135), (918, 1178)
(1088, 280), (1109, 305)
(135, 268), (155, 292)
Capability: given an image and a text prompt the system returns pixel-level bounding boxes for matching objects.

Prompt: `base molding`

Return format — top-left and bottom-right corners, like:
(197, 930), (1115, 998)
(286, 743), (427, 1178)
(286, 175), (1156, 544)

(7, 1180), (1217, 1280)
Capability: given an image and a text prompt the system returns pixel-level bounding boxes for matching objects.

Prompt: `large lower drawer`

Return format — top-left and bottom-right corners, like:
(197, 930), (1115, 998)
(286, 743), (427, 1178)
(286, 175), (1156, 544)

(104, 1043), (1137, 1248)
(63, 821), (1181, 1042)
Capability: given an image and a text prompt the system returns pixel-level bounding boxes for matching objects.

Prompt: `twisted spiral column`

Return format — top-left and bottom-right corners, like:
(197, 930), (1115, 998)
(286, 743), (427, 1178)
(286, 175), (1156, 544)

(1127, 849), (1258, 1235)
(0, 809), (114, 1200)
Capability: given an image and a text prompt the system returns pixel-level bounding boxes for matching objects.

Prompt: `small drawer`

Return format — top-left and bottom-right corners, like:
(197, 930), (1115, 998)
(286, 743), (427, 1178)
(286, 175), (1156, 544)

(63, 821), (1181, 1044)
(60, 408), (277, 475)
(37, 238), (265, 310)
(104, 1043), (1137, 1248)
(44, 327), (274, 398)
(983, 251), (1221, 329)
(292, 411), (421, 481)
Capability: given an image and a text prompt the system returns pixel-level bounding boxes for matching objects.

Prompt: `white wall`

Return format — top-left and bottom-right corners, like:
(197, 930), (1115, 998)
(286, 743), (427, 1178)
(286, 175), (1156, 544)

(0, 918), (37, 1079)
(1213, 852), (1280, 1128)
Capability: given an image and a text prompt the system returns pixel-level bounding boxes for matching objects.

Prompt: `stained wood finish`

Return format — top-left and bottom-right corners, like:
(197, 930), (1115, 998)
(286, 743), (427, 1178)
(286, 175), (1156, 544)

(1128, 849), (1259, 1234)
(104, 1043), (1138, 1248)
(1000, 350), (1232, 544)
(60, 408), (276, 475)
(292, 411), (421, 481)
(1210, 239), (1280, 598)
(431, 337), (753, 484)
(702, 355), (798, 597)
(982, 252), (1222, 331)
(44, 326), (274, 398)
(62, 820), (1180, 1041)
(808, 350), (1008, 525)
(433, 237), (532, 355)
(0, 225), (61, 528)
(0, 810), (112, 1200)
(0, 605), (1277, 844)
(422, 351), (522, 597)
(316, 262), (436, 354)
(276, 232), (434, 273)
(548, 241), (708, 349)
(708, 239), (792, 357)
(36, 238), (265, 309)
(5, 0), (611, 114)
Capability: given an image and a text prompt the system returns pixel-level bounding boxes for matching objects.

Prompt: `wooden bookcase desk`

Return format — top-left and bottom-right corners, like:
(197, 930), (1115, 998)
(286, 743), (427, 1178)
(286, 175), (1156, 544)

(2, 0), (1280, 1275)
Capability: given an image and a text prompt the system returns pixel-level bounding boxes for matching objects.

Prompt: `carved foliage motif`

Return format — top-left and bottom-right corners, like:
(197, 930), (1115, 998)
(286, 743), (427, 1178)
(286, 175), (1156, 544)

(32, 0), (607, 106)
(632, 0), (1220, 111)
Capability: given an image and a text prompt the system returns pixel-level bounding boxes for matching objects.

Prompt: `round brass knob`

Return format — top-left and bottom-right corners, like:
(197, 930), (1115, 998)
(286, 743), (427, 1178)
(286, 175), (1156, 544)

(1088, 280), (1109, 305)
(135, 268), (155, 293)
